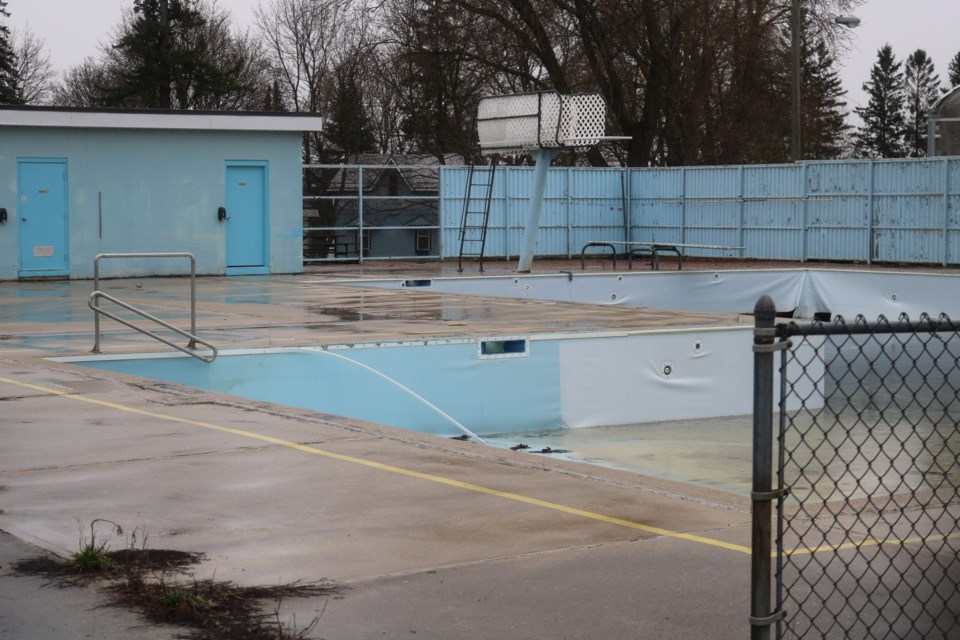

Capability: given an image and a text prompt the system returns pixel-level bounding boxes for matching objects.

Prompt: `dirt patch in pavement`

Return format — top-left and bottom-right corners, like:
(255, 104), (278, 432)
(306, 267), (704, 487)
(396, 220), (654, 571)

(14, 548), (341, 639)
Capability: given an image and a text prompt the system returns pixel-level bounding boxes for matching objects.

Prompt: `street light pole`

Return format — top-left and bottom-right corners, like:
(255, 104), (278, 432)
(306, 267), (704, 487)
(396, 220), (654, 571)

(791, 8), (860, 163)
(791, 0), (802, 162)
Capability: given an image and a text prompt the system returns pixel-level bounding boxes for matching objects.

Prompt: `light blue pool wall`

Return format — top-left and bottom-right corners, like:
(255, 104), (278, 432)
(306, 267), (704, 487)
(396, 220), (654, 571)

(78, 343), (564, 436)
(72, 320), (780, 438)
(0, 127), (304, 280)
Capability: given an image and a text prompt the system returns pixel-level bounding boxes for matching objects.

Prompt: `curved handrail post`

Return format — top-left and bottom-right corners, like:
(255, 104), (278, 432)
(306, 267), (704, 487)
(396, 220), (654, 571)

(88, 291), (217, 363)
(92, 252), (199, 353)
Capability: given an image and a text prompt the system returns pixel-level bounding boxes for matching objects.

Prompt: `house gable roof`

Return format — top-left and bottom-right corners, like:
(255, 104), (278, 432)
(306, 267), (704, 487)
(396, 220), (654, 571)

(327, 153), (464, 193)
(405, 215), (435, 227)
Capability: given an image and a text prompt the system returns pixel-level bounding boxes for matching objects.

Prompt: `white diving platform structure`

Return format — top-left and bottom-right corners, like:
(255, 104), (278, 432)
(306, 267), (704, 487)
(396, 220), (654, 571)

(475, 91), (625, 272)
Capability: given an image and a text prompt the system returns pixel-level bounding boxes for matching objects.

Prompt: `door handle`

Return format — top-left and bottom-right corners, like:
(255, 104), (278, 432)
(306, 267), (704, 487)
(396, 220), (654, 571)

(218, 207), (229, 222)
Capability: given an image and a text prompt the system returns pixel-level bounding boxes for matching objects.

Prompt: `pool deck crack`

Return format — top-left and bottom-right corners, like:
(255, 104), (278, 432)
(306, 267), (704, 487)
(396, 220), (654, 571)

(336, 531), (744, 586)
(0, 442), (345, 475)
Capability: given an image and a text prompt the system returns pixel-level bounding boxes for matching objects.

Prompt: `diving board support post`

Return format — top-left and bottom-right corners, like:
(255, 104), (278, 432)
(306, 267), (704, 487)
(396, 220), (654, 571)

(518, 148), (559, 273)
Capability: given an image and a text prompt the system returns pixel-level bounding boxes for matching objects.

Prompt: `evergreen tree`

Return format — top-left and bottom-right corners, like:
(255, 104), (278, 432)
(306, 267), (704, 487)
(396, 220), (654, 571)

(322, 63), (377, 161)
(854, 44), (907, 158)
(801, 38), (849, 159)
(0, 0), (20, 104)
(948, 51), (960, 89)
(262, 78), (285, 112)
(104, 0), (246, 109)
(903, 49), (941, 157)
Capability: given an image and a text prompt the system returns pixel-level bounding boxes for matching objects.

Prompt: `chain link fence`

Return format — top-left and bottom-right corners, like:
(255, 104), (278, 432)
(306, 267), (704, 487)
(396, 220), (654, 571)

(751, 297), (960, 640)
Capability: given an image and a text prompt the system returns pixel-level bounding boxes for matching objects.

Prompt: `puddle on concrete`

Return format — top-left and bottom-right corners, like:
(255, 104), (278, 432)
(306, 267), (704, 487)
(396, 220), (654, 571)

(223, 295), (278, 305)
(307, 305), (452, 322)
(310, 307), (366, 322)
(4, 285), (74, 298)
(440, 306), (495, 322)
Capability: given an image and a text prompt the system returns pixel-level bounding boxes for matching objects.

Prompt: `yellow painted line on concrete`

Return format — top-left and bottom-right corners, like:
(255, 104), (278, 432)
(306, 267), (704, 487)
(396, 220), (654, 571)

(1, 375), (750, 555)
(783, 532), (960, 557)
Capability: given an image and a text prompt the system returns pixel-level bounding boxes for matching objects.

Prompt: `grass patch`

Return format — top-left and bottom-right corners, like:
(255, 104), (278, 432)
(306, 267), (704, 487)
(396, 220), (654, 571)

(72, 543), (113, 572)
(70, 518), (121, 573)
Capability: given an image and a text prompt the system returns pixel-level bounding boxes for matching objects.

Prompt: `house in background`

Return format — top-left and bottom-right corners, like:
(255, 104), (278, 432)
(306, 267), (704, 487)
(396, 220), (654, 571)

(0, 105), (322, 280)
(304, 153), (463, 261)
(929, 86), (960, 156)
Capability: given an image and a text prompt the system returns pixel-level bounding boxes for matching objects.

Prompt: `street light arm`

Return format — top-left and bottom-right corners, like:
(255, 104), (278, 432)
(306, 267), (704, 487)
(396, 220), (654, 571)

(834, 15), (861, 28)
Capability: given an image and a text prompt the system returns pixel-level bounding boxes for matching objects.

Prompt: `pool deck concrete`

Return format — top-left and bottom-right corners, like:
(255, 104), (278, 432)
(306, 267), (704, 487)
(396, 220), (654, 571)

(0, 259), (807, 638)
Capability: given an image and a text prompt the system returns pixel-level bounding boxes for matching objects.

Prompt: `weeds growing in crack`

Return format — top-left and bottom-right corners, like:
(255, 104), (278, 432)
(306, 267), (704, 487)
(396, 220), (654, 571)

(71, 518), (123, 573)
(15, 520), (339, 640)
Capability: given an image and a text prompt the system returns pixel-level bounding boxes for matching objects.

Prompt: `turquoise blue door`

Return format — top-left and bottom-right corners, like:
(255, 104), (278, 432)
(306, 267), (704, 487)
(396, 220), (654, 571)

(225, 164), (267, 270)
(18, 159), (69, 276)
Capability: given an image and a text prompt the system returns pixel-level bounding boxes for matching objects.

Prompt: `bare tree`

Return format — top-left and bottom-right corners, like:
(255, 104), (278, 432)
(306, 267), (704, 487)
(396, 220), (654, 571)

(52, 58), (117, 107)
(364, 46), (406, 154)
(443, 0), (865, 166)
(255, 0), (373, 160)
(255, 0), (371, 112)
(378, 0), (501, 161)
(12, 27), (56, 104)
(183, 3), (272, 110)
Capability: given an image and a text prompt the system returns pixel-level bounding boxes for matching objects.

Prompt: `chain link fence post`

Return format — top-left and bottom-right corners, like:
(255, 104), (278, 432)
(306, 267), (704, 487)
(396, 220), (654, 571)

(751, 295), (777, 639)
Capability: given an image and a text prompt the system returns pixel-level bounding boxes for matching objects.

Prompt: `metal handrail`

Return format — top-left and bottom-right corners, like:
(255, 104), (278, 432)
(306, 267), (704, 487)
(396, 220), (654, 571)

(88, 291), (217, 363)
(93, 252), (198, 353)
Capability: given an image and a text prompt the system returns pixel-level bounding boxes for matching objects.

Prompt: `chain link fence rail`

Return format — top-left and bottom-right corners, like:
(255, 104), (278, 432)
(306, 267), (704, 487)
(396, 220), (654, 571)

(751, 295), (960, 639)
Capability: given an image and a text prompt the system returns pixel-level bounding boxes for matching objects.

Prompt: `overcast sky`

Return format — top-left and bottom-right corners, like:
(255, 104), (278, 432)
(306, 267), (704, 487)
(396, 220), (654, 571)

(6, 0), (959, 121)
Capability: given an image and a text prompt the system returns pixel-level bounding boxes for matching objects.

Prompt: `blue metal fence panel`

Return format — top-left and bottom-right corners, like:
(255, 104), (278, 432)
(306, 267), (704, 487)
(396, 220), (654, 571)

(744, 165), (802, 197)
(684, 166), (741, 197)
(631, 167), (684, 197)
(438, 158), (960, 264)
(629, 168), (683, 244)
(806, 160), (870, 194)
(872, 160), (947, 263)
(742, 165), (802, 259)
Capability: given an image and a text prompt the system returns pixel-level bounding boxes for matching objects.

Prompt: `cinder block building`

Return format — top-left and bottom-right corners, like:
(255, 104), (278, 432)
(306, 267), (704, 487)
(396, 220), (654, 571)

(0, 106), (322, 280)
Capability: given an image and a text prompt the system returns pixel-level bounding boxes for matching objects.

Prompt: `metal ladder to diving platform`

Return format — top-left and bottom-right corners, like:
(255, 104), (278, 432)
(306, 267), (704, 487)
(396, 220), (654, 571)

(457, 159), (498, 272)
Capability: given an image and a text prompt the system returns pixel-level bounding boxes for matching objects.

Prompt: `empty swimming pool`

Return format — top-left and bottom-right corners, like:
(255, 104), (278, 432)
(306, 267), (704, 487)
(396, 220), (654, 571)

(57, 267), (960, 490)
(62, 323), (765, 435)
